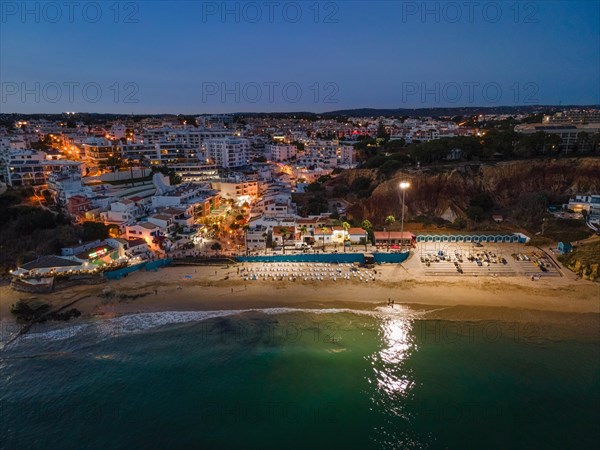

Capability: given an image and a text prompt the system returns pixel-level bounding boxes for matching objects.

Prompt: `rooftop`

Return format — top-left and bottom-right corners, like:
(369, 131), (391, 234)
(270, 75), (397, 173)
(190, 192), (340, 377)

(21, 255), (83, 270)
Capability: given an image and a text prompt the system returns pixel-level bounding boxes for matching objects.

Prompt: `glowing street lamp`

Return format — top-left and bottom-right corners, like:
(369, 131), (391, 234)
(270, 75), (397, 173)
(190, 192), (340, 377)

(399, 182), (410, 251)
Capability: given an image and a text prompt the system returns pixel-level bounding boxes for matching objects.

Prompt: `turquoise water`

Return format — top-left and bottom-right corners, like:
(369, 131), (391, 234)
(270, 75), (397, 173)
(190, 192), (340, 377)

(1, 309), (598, 449)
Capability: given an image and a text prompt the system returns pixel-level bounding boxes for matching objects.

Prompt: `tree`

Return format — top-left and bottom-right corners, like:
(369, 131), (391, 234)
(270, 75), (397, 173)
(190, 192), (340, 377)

(81, 221), (109, 241)
(350, 176), (372, 193)
(470, 193), (494, 212)
(210, 242), (222, 254)
(105, 155), (123, 172)
(466, 205), (485, 222)
(320, 226), (329, 251)
(385, 215), (396, 250)
(126, 157), (135, 185)
(242, 224), (250, 255)
(361, 219), (373, 251)
(377, 122), (390, 140)
(300, 225), (308, 244)
(262, 232), (269, 255)
(139, 153), (148, 177)
(341, 221), (351, 252)
(590, 132), (600, 153)
(278, 227), (290, 255)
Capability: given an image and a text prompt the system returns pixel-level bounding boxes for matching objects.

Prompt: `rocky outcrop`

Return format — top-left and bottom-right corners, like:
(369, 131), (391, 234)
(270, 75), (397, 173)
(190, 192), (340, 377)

(558, 241), (600, 282)
(348, 158), (600, 224)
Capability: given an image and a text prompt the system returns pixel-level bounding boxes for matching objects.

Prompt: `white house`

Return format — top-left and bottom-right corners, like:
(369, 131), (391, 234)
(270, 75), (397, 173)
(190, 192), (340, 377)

(265, 143), (297, 161)
(147, 213), (176, 234)
(125, 222), (162, 247)
(332, 226), (367, 244)
(101, 199), (146, 225)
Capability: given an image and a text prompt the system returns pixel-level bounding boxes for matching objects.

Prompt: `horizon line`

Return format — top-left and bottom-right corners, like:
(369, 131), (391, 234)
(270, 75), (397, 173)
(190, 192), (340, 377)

(2, 104), (600, 117)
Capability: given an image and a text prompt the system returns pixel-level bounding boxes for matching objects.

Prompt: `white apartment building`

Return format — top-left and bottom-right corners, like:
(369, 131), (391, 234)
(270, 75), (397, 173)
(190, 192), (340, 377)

(171, 163), (219, 182)
(151, 183), (220, 218)
(0, 149), (80, 186)
(46, 165), (92, 204)
(135, 127), (233, 147)
(110, 123), (127, 140)
(203, 137), (249, 168)
(100, 199), (147, 226)
(81, 137), (118, 165)
(515, 123), (600, 152)
(302, 141), (355, 168)
(211, 179), (258, 203)
(265, 143), (297, 161)
(147, 213), (176, 234)
(245, 225), (269, 251)
(566, 195), (600, 219)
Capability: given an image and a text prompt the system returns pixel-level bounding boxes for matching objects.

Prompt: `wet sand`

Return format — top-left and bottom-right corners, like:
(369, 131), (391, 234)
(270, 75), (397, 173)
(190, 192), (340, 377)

(1, 263), (598, 329)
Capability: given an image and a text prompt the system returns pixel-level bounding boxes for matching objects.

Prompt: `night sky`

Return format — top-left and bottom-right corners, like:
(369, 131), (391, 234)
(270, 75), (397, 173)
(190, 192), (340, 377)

(1, 1), (598, 113)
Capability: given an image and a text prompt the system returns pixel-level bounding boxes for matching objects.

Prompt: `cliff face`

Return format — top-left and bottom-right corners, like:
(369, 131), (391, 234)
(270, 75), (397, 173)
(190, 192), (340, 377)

(348, 158), (600, 224)
(558, 241), (600, 282)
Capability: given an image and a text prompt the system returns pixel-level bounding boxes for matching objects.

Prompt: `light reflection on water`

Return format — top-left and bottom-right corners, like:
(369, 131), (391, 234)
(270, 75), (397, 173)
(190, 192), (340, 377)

(368, 308), (427, 449)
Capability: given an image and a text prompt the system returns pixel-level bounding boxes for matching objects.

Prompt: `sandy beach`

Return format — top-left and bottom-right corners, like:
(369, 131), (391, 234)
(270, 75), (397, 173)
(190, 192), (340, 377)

(1, 261), (598, 329)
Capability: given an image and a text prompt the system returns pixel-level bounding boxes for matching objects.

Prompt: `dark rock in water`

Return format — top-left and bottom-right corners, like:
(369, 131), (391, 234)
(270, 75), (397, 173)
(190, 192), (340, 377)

(101, 288), (115, 298)
(10, 299), (51, 322)
(117, 291), (151, 301)
(50, 308), (82, 321)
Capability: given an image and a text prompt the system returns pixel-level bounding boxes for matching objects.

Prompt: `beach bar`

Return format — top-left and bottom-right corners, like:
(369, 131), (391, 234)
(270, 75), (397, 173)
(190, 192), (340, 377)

(373, 232), (416, 248)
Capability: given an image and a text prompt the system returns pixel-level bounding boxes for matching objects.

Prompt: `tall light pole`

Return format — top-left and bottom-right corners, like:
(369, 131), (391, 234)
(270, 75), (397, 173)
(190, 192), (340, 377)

(399, 182), (410, 252)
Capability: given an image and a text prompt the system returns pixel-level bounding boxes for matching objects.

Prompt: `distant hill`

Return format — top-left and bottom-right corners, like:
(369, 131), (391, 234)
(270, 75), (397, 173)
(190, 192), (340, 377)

(320, 105), (600, 118)
(1, 105), (599, 122)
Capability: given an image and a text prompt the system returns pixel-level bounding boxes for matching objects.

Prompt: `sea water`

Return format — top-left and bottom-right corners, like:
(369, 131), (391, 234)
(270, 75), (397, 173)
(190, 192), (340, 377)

(0, 308), (598, 449)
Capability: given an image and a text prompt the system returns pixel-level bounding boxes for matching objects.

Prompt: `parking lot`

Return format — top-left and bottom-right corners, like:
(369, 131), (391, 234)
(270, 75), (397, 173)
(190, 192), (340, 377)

(413, 242), (562, 278)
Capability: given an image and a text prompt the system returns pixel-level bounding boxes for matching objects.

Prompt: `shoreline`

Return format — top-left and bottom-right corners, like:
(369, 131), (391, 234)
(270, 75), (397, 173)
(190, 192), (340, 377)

(1, 263), (598, 326)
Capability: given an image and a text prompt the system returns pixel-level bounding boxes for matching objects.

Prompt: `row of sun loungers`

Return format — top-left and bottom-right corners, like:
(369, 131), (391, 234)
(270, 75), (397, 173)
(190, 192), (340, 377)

(239, 263), (376, 282)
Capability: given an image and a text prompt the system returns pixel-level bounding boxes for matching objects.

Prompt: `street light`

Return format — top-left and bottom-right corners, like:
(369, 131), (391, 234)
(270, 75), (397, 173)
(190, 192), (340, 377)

(399, 182), (410, 252)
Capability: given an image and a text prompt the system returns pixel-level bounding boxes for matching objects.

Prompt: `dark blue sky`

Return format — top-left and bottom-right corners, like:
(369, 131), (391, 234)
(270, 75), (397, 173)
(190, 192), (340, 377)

(1, 1), (598, 113)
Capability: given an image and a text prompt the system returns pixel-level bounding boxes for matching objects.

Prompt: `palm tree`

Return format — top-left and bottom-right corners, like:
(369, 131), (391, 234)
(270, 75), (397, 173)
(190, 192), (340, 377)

(320, 226), (329, 251)
(126, 157), (135, 185)
(242, 224), (250, 255)
(361, 219), (373, 252)
(341, 221), (351, 253)
(139, 153), (148, 177)
(300, 225), (308, 245)
(278, 227), (289, 255)
(385, 215), (396, 251)
(262, 232), (268, 255)
(210, 242), (222, 255)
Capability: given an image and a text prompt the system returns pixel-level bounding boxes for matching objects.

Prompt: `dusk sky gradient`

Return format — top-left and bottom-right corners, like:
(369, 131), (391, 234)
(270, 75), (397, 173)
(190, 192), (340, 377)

(1, 0), (599, 113)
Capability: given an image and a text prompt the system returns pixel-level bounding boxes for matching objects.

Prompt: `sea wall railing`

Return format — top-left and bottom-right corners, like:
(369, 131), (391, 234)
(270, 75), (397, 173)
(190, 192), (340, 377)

(236, 252), (409, 264)
(103, 258), (173, 280)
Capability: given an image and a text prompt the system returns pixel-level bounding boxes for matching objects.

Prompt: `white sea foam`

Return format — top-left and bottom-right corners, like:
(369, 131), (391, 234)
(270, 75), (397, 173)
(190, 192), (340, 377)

(15, 307), (413, 345)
